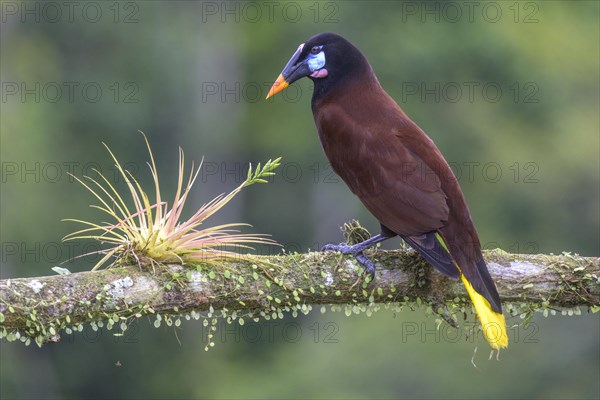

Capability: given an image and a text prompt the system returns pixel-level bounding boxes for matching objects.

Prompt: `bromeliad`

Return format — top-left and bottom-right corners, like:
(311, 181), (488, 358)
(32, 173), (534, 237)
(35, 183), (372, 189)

(64, 132), (280, 270)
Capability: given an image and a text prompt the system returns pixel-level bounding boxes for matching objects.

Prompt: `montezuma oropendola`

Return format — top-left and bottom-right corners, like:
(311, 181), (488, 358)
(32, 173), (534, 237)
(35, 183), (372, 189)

(266, 32), (507, 349)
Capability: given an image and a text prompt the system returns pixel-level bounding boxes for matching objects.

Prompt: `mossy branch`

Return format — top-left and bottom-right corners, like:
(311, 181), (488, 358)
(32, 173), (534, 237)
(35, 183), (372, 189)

(1, 248), (598, 347)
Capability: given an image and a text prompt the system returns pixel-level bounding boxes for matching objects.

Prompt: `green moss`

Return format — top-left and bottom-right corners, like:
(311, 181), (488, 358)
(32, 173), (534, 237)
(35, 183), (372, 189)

(2, 222), (598, 349)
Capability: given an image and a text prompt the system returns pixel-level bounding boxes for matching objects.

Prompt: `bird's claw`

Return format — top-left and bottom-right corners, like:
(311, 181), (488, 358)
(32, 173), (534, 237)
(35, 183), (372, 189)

(354, 252), (376, 280)
(321, 243), (376, 280)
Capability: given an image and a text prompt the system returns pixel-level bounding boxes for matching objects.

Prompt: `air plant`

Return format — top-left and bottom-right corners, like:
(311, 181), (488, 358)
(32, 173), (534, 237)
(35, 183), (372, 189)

(63, 133), (281, 271)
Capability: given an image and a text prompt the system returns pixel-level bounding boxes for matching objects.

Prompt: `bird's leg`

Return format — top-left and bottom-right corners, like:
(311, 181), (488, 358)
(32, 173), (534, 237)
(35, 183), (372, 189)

(321, 233), (393, 278)
(322, 234), (391, 254)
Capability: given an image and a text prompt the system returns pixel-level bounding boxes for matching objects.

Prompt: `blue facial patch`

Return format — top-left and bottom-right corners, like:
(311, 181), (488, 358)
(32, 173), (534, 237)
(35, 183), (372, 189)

(307, 51), (326, 72)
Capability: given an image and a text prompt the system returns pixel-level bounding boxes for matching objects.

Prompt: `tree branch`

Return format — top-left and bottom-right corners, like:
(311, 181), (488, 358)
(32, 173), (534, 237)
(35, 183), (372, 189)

(1, 249), (598, 346)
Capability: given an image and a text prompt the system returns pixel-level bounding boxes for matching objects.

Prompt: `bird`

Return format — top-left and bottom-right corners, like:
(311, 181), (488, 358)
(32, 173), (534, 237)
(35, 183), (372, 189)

(266, 32), (508, 349)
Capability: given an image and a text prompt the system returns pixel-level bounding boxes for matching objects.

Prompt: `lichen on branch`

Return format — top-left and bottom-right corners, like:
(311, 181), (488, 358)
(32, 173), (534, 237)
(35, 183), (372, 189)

(1, 246), (598, 348)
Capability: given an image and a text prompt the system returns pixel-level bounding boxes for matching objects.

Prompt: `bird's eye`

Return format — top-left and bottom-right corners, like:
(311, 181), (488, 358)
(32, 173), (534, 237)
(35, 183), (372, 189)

(310, 46), (321, 54)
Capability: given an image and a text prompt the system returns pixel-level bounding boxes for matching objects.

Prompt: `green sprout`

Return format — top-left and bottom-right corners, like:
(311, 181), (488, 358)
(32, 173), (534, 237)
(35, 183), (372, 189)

(63, 132), (281, 270)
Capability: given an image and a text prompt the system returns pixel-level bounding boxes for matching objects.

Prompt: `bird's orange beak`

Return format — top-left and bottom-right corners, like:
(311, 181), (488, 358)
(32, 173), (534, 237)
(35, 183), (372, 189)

(266, 74), (289, 99)
(266, 44), (307, 99)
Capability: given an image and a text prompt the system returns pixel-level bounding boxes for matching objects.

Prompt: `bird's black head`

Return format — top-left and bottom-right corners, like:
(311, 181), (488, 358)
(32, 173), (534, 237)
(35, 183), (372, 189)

(266, 33), (372, 101)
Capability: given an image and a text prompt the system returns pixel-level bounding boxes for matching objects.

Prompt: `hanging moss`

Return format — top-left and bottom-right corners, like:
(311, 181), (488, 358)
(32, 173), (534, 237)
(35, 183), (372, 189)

(1, 223), (598, 348)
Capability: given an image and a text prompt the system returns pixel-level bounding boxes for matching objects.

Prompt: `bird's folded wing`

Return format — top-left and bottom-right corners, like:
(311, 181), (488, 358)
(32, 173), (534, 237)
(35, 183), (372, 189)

(348, 133), (450, 236)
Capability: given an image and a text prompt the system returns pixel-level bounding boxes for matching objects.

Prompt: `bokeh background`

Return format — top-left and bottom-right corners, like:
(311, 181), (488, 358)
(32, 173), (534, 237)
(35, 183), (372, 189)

(1, 1), (599, 399)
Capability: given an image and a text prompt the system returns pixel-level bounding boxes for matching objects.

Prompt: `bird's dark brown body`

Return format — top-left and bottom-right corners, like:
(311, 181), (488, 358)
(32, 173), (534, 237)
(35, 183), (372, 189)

(313, 76), (452, 237)
(267, 32), (507, 348)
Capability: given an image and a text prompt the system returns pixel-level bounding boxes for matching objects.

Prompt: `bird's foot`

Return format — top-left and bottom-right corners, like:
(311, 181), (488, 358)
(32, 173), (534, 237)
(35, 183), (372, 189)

(321, 242), (376, 279)
(321, 242), (355, 254)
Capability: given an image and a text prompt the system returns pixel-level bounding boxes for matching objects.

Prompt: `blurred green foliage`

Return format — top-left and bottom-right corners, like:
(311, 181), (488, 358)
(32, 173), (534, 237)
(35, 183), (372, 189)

(1, 1), (598, 399)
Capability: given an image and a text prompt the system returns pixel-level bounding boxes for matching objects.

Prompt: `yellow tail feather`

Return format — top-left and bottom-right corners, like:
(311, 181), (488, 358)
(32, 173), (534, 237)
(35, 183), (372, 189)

(434, 233), (508, 348)
(461, 274), (508, 349)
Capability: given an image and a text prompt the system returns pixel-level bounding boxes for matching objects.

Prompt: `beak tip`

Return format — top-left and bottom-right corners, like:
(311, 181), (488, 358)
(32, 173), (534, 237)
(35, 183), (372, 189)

(265, 74), (289, 101)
